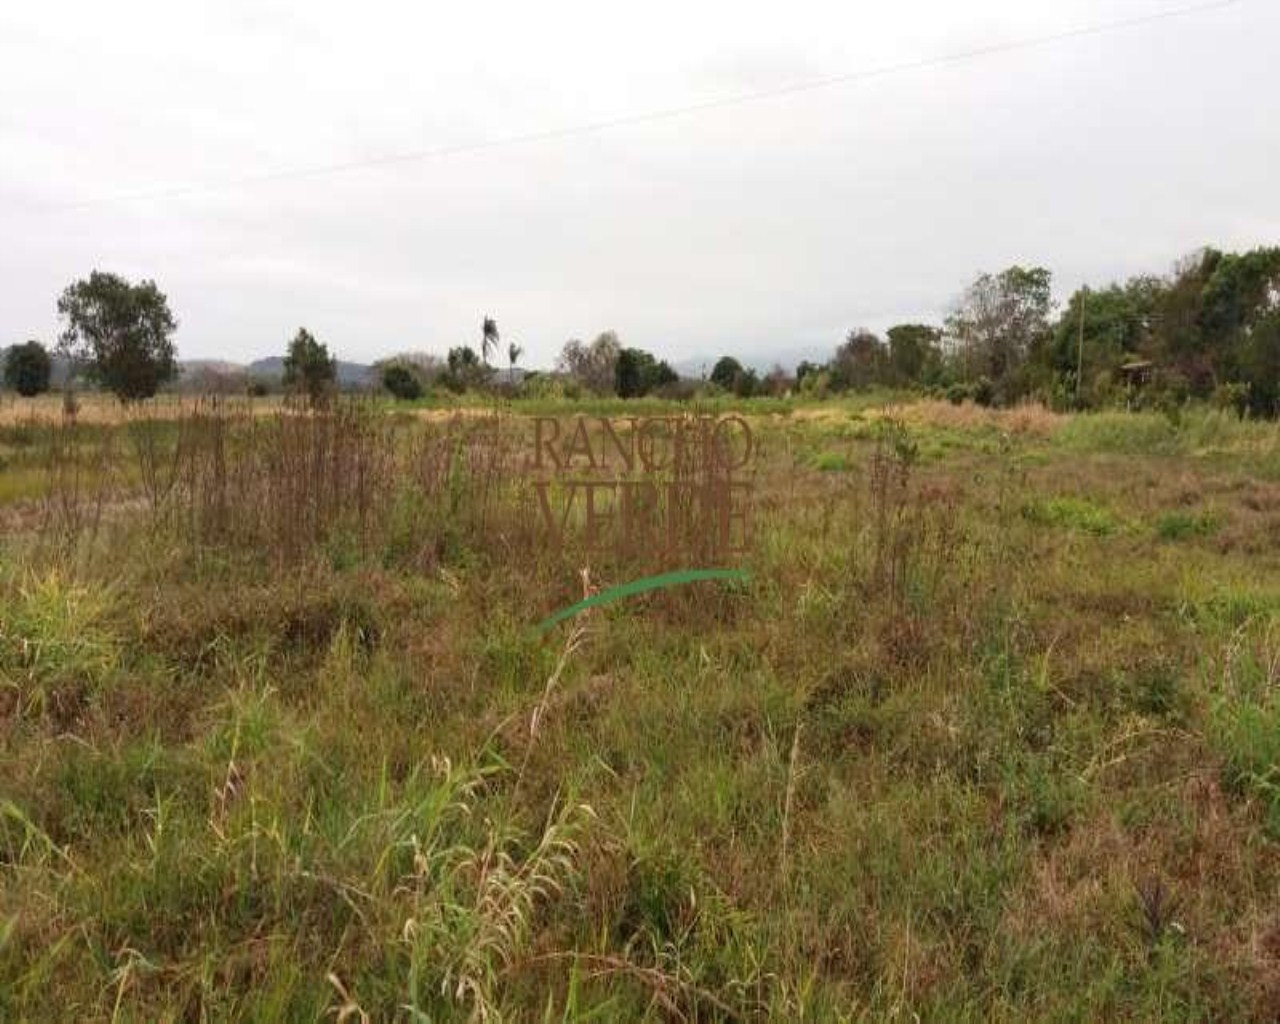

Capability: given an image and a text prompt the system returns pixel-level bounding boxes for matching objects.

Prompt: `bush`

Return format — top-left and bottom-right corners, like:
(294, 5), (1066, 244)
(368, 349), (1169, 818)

(442, 346), (490, 393)
(1211, 382), (1250, 419)
(519, 373), (581, 401)
(1089, 369), (1119, 409)
(655, 377), (700, 401)
(4, 340), (52, 397)
(798, 369), (832, 399)
(382, 364), (423, 401)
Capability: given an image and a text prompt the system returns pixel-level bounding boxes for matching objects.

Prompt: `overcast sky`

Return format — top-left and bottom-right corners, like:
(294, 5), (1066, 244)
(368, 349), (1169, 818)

(1, 0), (1276, 369)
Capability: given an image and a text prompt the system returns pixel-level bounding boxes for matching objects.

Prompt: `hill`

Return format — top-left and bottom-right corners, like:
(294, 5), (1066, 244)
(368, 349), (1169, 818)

(246, 357), (375, 387)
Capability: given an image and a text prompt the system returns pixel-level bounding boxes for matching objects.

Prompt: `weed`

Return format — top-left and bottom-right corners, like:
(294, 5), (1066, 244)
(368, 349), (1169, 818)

(1208, 620), (1280, 835)
(1130, 877), (1183, 952)
(1022, 495), (1120, 535)
(1155, 510), (1220, 541)
(811, 451), (848, 472)
(0, 570), (119, 723)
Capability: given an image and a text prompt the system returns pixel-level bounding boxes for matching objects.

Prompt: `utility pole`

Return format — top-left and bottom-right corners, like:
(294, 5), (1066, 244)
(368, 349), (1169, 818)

(1076, 286), (1087, 407)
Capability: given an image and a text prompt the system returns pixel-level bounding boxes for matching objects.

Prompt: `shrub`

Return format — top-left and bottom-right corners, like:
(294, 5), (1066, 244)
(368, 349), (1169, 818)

(4, 340), (52, 397)
(382, 364), (423, 401)
(443, 346), (490, 393)
(1211, 382), (1250, 419)
(798, 369), (831, 399)
(520, 373), (580, 401)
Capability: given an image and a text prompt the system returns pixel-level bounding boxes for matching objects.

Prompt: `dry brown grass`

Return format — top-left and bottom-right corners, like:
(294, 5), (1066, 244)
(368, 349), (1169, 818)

(0, 393), (288, 426)
(871, 398), (1067, 436)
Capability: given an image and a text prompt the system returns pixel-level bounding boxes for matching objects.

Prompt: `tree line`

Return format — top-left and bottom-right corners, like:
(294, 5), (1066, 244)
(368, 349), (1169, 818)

(373, 242), (1280, 413)
(7, 245), (1279, 414)
(794, 246), (1280, 415)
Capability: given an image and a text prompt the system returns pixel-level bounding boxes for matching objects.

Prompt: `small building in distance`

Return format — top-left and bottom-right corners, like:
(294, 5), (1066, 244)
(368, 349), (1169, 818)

(1119, 360), (1155, 388)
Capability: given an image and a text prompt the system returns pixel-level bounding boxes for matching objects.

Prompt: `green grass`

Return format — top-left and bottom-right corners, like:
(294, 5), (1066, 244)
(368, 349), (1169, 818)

(1055, 411), (1183, 455)
(1155, 510), (1220, 541)
(2, 397), (1279, 1020)
(1022, 495), (1122, 535)
(0, 467), (47, 504)
(811, 451), (849, 472)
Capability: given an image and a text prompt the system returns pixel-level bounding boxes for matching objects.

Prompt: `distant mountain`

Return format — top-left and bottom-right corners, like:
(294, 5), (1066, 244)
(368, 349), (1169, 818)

(673, 344), (833, 379)
(246, 357), (375, 387)
(180, 359), (243, 376)
(244, 357), (284, 380)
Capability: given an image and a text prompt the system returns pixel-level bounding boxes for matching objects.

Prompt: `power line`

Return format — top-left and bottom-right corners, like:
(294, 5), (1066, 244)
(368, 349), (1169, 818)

(42, 0), (1243, 211)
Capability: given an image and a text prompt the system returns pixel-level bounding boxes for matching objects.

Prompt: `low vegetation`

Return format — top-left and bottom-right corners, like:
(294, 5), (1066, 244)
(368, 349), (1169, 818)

(1, 393), (1278, 1020)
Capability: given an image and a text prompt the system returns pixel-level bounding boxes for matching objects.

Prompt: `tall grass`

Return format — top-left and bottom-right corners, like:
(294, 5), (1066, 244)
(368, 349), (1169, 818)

(4, 398), (1280, 1019)
(45, 400), (539, 574)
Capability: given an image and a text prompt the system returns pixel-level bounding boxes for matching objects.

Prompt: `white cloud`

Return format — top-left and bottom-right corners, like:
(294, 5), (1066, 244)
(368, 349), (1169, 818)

(1, 0), (1275, 367)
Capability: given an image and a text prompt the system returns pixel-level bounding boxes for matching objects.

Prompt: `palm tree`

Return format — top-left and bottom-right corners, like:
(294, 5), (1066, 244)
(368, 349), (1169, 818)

(481, 317), (499, 367)
(507, 342), (523, 384)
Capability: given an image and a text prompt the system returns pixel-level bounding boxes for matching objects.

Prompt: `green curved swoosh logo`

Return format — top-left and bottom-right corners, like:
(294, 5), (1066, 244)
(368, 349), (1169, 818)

(537, 568), (752, 632)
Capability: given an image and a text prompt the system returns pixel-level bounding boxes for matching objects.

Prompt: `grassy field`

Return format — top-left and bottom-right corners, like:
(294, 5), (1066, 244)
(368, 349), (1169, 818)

(2, 394), (1279, 1020)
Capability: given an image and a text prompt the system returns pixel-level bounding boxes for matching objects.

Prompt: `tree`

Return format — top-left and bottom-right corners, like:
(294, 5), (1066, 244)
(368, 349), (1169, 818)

(735, 368), (760, 397)
(652, 359), (679, 392)
(443, 346), (490, 392)
(283, 328), (336, 406)
(1198, 246), (1280, 403)
(709, 356), (745, 391)
(57, 271), (178, 401)
(615, 347), (679, 398)
(1067, 247), (1280, 405)
(614, 348), (646, 398)
(1047, 286), (1142, 406)
(885, 324), (942, 385)
(3, 340), (52, 397)
(947, 266), (1053, 403)
(763, 364), (794, 396)
(558, 332), (621, 394)
(795, 360), (822, 386)
(830, 329), (889, 391)
(708, 356), (760, 397)
(382, 363), (423, 401)
(1145, 249), (1221, 395)
(481, 317), (499, 367)
(1237, 310), (1280, 416)
(507, 342), (523, 384)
